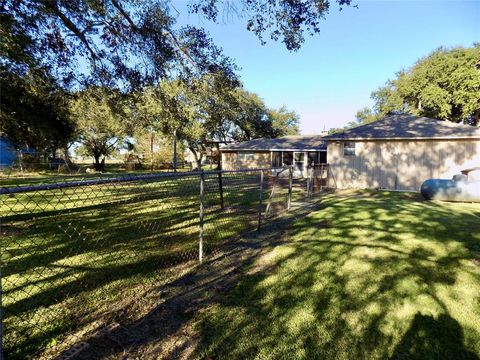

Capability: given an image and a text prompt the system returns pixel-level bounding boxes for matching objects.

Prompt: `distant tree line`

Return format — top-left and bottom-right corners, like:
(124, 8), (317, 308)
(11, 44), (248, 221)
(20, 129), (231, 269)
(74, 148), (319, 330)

(0, 72), (300, 170)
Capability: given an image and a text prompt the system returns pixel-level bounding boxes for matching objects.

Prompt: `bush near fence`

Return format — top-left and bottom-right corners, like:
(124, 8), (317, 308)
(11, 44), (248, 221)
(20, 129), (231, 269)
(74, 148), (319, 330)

(0, 165), (332, 359)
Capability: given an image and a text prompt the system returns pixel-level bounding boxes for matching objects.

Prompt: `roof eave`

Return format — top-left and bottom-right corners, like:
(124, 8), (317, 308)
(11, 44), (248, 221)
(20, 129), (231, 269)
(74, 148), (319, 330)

(221, 148), (327, 152)
(324, 136), (480, 141)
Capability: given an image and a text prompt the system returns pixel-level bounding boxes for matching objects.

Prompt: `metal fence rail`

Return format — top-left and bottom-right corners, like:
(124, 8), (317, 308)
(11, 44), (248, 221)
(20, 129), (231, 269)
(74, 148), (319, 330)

(0, 166), (332, 359)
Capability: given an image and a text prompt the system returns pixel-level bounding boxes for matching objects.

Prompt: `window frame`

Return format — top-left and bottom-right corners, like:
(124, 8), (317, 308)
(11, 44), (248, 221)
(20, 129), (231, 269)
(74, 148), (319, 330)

(343, 142), (356, 157)
(271, 151), (282, 168)
(237, 152), (255, 161)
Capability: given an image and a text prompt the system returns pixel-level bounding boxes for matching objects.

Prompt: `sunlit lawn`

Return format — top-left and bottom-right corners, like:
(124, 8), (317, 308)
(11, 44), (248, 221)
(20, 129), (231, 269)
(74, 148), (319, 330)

(1, 171), (274, 359)
(195, 190), (480, 359)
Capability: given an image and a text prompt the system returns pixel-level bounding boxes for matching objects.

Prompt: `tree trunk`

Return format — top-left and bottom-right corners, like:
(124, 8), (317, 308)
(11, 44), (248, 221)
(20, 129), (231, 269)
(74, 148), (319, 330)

(93, 152), (103, 171)
(196, 156), (202, 171)
(189, 147), (203, 171)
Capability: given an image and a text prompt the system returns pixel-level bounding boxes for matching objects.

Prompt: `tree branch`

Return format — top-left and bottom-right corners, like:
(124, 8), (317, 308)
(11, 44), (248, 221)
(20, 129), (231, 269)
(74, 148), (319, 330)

(110, 0), (138, 31)
(43, 0), (98, 63)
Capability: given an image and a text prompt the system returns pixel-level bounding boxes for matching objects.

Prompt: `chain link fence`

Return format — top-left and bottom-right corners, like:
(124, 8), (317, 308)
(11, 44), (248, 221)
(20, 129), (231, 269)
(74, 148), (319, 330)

(0, 166), (333, 359)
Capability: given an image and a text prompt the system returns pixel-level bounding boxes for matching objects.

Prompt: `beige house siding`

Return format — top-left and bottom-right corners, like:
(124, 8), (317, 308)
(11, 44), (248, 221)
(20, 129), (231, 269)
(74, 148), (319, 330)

(328, 139), (480, 191)
(221, 151), (270, 170)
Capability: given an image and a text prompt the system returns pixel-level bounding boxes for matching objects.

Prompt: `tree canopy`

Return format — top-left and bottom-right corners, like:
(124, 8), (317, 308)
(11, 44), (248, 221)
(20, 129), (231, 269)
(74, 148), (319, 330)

(1, 0), (352, 89)
(0, 69), (75, 153)
(1, 0), (335, 168)
(357, 45), (480, 126)
(70, 86), (132, 169)
(133, 77), (299, 169)
(190, 0), (353, 51)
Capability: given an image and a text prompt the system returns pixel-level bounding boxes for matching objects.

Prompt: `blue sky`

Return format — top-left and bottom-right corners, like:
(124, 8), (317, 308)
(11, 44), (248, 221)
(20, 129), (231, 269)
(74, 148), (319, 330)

(176, 0), (479, 134)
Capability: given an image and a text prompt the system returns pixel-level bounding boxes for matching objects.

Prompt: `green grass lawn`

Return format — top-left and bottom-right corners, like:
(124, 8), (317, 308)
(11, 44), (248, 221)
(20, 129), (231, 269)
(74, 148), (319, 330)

(0, 164), (195, 187)
(195, 191), (480, 359)
(2, 171), (288, 359)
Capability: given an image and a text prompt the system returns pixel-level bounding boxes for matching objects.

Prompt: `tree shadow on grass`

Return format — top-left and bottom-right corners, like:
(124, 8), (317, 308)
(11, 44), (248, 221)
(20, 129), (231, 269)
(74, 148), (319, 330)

(1, 174), (265, 359)
(67, 201), (320, 360)
(193, 191), (480, 359)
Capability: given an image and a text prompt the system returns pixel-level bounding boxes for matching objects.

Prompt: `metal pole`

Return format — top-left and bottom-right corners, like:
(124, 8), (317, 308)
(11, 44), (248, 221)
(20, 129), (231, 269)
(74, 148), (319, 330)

(326, 164), (330, 188)
(217, 143), (224, 209)
(311, 166), (315, 195)
(307, 166), (313, 197)
(199, 170), (205, 263)
(265, 173), (277, 218)
(257, 170), (264, 231)
(320, 164), (323, 192)
(288, 166), (293, 210)
(173, 129), (177, 172)
(307, 168), (310, 197)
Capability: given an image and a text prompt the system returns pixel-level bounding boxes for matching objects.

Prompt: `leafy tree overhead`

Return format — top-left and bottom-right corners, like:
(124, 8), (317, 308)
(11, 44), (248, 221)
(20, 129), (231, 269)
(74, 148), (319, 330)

(357, 45), (480, 126)
(70, 87), (132, 170)
(1, 0), (238, 88)
(2, 0), (342, 170)
(1, 0), (352, 88)
(190, 0), (353, 51)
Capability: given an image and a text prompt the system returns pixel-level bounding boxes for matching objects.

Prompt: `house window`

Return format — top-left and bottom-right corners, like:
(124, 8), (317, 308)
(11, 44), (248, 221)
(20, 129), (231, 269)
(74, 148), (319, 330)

(282, 151), (293, 166)
(343, 142), (356, 156)
(237, 152), (255, 161)
(271, 152), (282, 167)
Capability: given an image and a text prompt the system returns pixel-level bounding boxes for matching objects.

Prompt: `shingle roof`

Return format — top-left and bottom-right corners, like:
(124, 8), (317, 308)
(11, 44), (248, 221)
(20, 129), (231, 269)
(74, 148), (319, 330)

(323, 114), (480, 140)
(222, 135), (327, 151)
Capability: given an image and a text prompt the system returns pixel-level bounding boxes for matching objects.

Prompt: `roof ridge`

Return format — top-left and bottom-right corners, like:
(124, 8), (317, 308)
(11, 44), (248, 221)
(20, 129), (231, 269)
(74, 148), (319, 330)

(323, 114), (480, 140)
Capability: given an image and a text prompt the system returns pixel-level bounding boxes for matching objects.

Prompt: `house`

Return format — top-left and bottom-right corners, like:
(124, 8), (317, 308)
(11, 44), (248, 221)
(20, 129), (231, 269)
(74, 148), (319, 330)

(323, 114), (480, 190)
(221, 114), (480, 191)
(221, 135), (327, 177)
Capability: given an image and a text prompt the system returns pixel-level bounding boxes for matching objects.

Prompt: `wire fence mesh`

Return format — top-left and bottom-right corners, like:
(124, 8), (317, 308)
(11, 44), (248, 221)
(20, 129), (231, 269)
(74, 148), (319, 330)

(0, 166), (333, 359)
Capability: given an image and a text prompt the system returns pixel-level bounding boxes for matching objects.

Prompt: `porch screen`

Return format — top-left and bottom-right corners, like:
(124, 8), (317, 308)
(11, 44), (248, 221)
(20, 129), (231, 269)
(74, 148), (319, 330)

(319, 151), (327, 164)
(283, 152), (293, 166)
(308, 152), (318, 166)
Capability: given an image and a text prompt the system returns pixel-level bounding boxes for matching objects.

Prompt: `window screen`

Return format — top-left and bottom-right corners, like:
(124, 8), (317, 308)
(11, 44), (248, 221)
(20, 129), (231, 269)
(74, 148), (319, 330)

(294, 152), (304, 162)
(308, 152), (318, 165)
(343, 142), (356, 156)
(319, 151), (327, 164)
(238, 152), (255, 161)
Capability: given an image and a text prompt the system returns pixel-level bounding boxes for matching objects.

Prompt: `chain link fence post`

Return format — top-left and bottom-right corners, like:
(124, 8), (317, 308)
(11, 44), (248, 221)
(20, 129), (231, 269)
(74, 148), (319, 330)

(308, 166), (314, 197)
(199, 170), (205, 263)
(218, 171), (224, 210)
(257, 169), (264, 231)
(288, 166), (293, 210)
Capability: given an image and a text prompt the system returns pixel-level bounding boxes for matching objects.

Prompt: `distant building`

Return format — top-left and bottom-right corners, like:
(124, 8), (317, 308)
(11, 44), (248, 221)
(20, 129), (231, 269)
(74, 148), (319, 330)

(221, 135), (327, 178)
(221, 115), (480, 191)
(0, 137), (17, 168)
